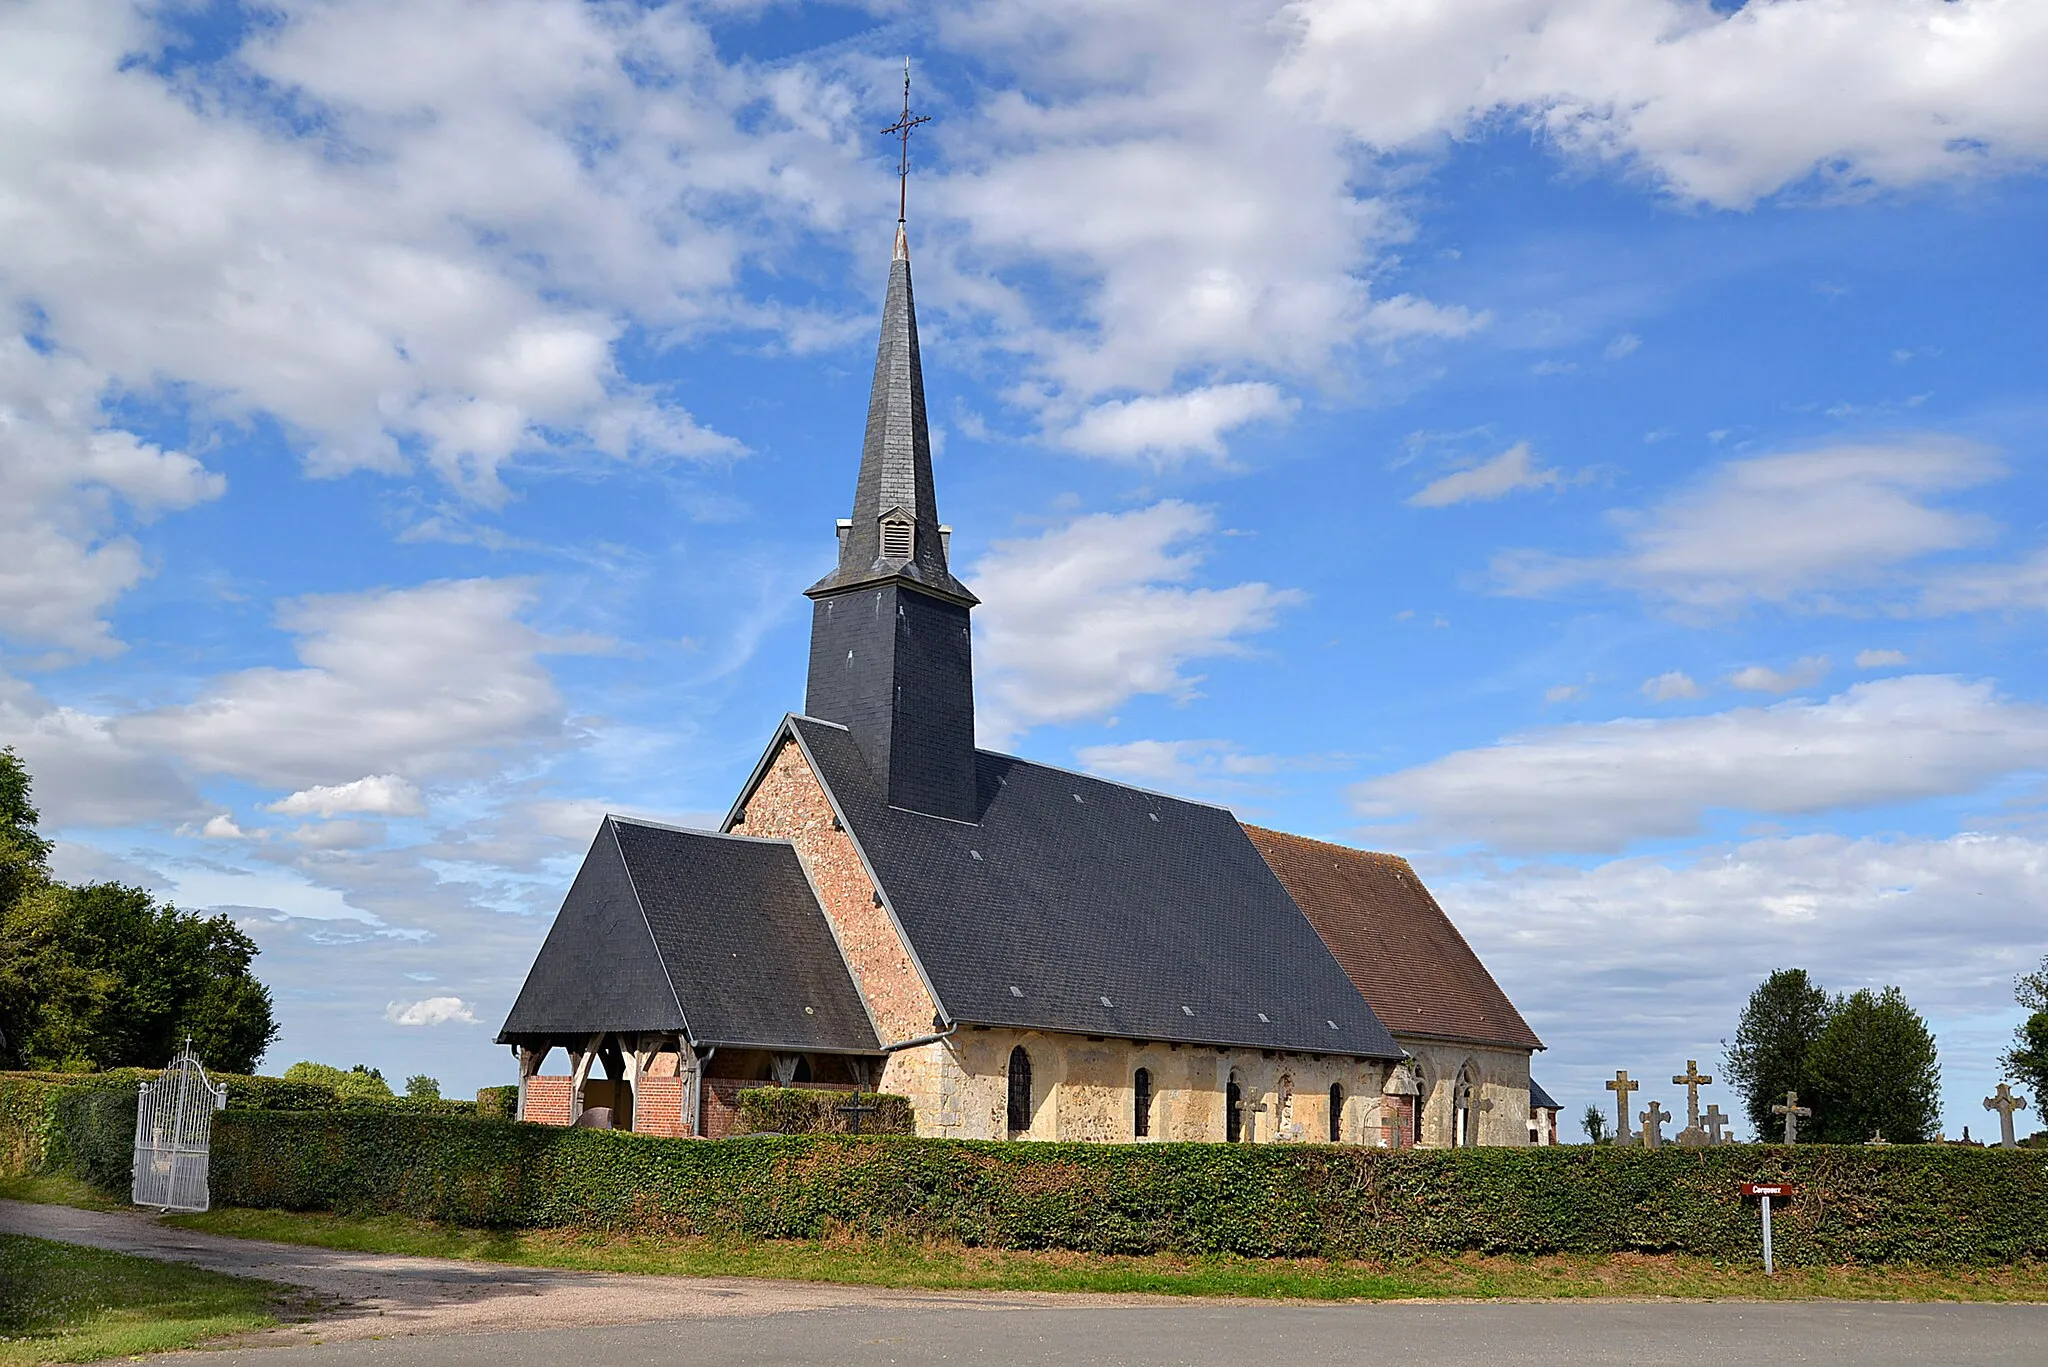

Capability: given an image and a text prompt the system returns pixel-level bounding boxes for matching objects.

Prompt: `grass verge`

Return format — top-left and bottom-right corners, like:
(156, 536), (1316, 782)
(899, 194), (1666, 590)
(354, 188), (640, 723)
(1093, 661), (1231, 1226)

(169, 1205), (2048, 1303)
(0, 1233), (281, 1364)
(0, 1176), (126, 1214)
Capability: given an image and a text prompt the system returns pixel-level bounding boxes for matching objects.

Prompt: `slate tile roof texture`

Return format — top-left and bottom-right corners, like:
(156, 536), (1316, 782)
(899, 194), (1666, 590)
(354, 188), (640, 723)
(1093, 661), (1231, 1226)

(498, 817), (880, 1054)
(1530, 1077), (1561, 1111)
(1243, 825), (1543, 1053)
(780, 716), (1404, 1060)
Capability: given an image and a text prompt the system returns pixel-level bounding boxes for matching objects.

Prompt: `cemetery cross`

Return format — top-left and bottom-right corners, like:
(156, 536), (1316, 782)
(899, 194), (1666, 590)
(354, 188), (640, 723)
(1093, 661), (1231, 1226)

(1673, 1059), (1713, 1147)
(1639, 1100), (1671, 1148)
(1983, 1083), (2029, 1150)
(1606, 1071), (1639, 1144)
(1702, 1104), (1732, 1145)
(1771, 1091), (1812, 1145)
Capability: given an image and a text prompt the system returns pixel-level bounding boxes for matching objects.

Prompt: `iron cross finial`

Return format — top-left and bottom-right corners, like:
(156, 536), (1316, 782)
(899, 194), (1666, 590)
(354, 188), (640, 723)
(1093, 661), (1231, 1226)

(882, 57), (931, 225)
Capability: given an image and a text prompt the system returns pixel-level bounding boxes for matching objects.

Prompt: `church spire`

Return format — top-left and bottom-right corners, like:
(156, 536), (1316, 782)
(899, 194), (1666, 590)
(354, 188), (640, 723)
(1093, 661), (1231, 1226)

(801, 76), (980, 824)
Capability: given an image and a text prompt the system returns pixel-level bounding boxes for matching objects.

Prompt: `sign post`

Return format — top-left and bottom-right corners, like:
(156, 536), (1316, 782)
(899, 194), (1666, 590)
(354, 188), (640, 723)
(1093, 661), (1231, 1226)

(1741, 1182), (1799, 1276)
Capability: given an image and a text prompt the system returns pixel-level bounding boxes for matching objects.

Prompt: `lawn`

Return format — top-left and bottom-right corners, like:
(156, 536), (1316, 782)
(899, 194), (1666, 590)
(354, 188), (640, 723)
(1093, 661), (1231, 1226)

(169, 1204), (2048, 1303)
(0, 1233), (282, 1365)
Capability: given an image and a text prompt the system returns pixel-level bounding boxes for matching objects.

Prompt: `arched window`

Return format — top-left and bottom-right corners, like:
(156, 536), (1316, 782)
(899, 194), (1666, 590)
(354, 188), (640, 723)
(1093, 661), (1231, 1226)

(1006, 1046), (1032, 1134)
(1454, 1062), (1479, 1148)
(1411, 1070), (1426, 1146)
(1277, 1074), (1295, 1136)
(1328, 1083), (1344, 1143)
(1133, 1068), (1153, 1138)
(1225, 1071), (1244, 1143)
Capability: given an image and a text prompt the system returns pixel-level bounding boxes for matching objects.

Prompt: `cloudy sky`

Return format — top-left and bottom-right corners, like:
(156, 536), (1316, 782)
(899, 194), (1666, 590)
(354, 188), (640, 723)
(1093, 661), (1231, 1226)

(4, 0), (2044, 1137)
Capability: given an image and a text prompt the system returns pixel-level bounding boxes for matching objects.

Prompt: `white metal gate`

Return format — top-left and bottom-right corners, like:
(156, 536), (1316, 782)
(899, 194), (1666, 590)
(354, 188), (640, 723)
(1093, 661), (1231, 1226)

(132, 1046), (227, 1212)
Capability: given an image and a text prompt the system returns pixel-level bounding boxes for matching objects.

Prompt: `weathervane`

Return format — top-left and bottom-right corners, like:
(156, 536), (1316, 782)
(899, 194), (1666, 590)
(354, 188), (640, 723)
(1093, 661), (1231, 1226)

(881, 57), (930, 225)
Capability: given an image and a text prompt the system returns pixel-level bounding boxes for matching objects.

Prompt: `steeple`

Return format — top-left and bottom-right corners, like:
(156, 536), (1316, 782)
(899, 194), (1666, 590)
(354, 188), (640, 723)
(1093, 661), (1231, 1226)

(805, 225), (975, 607)
(803, 222), (980, 823)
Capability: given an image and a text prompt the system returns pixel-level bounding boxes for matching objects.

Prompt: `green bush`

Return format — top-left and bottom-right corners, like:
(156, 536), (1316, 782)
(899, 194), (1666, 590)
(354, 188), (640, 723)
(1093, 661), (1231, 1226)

(201, 1111), (2048, 1267)
(474, 1086), (519, 1120)
(735, 1088), (913, 1136)
(50, 1080), (141, 1192)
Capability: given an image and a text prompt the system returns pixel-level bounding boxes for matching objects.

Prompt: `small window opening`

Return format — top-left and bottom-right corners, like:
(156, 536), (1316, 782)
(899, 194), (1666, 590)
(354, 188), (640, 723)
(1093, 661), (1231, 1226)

(1134, 1068), (1153, 1138)
(881, 517), (914, 560)
(1006, 1046), (1032, 1134)
(1328, 1083), (1344, 1143)
(1225, 1071), (1244, 1143)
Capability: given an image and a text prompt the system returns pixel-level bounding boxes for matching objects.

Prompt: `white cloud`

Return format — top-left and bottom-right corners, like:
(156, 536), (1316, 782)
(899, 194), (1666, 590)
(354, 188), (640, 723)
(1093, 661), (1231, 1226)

(1274, 0), (2048, 209)
(1857, 648), (1911, 668)
(1728, 655), (1830, 694)
(1919, 548), (2048, 615)
(1494, 438), (2001, 612)
(269, 775), (427, 819)
(1544, 684), (1582, 704)
(1356, 675), (2048, 854)
(1409, 441), (1569, 507)
(1438, 828), (2048, 1137)
(1060, 383), (1296, 465)
(1641, 671), (1703, 701)
(1603, 332), (1642, 360)
(384, 997), (478, 1027)
(0, 671), (201, 828)
(121, 579), (588, 790)
(1077, 738), (1281, 792)
(199, 815), (246, 841)
(971, 501), (1303, 744)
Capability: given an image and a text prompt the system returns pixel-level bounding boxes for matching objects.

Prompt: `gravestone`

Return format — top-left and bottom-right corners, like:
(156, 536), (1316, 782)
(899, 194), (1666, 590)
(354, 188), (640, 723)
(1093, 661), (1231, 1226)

(1771, 1091), (1812, 1144)
(1673, 1059), (1713, 1148)
(1983, 1083), (2029, 1149)
(1606, 1071), (1639, 1144)
(1640, 1100), (1671, 1148)
(1702, 1104), (1732, 1145)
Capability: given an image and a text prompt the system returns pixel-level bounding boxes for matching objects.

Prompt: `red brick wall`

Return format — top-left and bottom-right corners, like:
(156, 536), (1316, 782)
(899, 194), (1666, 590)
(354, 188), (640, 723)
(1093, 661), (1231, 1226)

(1383, 1094), (1415, 1149)
(523, 1076), (573, 1126)
(730, 737), (938, 1044)
(634, 1076), (688, 1137)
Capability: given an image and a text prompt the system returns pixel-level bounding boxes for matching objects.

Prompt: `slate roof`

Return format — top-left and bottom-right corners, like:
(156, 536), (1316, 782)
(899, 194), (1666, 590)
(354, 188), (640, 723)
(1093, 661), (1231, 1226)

(762, 716), (1405, 1060)
(1530, 1077), (1560, 1111)
(1243, 826), (1543, 1053)
(498, 817), (880, 1054)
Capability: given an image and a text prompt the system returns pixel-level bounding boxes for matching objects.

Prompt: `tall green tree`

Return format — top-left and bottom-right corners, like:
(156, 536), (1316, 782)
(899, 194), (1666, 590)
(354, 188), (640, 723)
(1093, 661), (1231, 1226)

(2004, 955), (2048, 1106)
(1807, 987), (1942, 1143)
(0, 749), (278, 1073)
(1723, 968), (1832, 1141)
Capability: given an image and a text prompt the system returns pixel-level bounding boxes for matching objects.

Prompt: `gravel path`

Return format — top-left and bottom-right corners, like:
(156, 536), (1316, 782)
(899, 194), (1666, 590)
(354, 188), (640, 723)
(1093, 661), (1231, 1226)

(0, 1199), (1027, 1345)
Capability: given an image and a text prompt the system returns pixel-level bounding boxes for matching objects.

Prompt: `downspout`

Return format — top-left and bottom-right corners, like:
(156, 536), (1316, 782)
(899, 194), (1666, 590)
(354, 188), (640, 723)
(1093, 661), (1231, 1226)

(865, 1022), (958, 1092)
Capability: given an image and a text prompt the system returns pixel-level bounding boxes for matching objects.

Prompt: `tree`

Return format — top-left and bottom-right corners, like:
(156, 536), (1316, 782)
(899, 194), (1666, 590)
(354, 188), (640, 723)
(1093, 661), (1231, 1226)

(1723, 969), (1831, 1142)
(1581, 1104), (1608, 1144)
(2004, 955), (2048, 1105)
(0, 750), (278, 1072)
(1807, 987), (1942, 1143)
(285, 1061), (395, 1103)
(404, 1074), (441, 1101)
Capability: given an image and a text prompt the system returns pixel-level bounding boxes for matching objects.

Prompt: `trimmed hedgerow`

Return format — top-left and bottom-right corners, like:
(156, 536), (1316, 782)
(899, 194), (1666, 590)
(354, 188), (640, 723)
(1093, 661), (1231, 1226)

(736, 1089), (914, 1136)
(197, 1110), (2048, 1267)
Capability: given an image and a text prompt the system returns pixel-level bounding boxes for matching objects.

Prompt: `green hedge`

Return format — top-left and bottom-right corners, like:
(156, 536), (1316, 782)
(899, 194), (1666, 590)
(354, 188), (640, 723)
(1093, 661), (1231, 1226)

(735, 1088), (914, 1136)
(199, 1110), (2048, 1266)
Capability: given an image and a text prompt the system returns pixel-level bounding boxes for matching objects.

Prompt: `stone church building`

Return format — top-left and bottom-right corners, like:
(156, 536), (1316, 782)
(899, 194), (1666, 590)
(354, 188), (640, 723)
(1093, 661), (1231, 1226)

(499, 220), (1545, 1147)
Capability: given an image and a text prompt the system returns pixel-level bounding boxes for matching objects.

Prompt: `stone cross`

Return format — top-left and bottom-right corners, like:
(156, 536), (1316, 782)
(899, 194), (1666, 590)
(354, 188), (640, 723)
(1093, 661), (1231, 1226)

(1772, 1090), (1812, 1144)
(1606, 1071), (1639, 1143)
(1672, 1060), (1712, 1146)
(1702, 1104), (1732, 1145)
(1640, 1100), (1671, 1148)
(1984, 1083), (2030, 1149)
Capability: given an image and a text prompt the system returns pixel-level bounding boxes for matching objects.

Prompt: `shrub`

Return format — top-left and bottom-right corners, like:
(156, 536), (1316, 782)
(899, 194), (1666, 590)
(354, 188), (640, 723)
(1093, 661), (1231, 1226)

(474, 1086), (519, 1120)
(735, 1088), (913, 1136)
(200, 1110), (2048, 1267)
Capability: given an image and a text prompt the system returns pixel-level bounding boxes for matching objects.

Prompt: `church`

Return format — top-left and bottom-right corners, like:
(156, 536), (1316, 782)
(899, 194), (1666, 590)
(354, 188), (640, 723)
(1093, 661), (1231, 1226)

(498, 216), (1545, 1148)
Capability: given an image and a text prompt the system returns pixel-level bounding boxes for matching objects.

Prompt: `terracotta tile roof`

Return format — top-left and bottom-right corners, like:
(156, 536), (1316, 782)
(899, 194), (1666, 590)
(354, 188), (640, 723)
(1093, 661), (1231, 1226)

(1244, 826), (1542, 1053)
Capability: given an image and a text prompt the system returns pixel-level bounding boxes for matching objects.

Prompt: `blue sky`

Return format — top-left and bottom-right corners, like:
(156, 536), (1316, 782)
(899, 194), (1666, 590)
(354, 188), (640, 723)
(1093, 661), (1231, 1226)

(4, 0), (2044, 1139)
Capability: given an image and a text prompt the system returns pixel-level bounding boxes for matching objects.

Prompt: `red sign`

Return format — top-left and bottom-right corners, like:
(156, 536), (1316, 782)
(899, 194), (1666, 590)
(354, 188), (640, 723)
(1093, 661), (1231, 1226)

(1741, 1183), (1799, 1197)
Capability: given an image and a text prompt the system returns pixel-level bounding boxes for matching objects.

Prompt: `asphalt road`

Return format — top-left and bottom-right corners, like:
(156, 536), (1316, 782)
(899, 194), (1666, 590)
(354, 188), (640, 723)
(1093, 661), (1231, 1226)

(180, 1300), (2048, 1367)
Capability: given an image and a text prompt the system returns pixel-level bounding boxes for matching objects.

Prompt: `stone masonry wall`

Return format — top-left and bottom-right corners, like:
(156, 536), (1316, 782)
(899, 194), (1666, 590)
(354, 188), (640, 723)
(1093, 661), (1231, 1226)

(730, 736), (940, 1045)
(1400, 1038), (1533, 1147)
